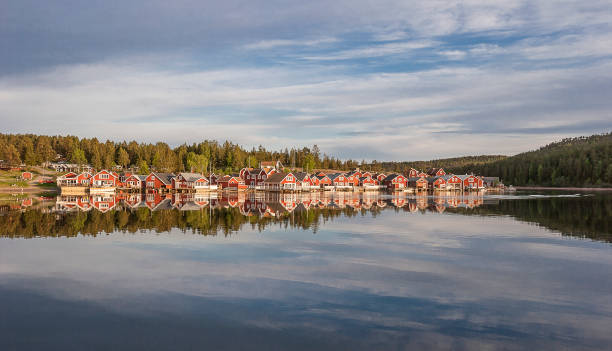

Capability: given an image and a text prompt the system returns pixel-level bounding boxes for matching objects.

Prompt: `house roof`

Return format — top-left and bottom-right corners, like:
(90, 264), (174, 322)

(179, 172), (207, 182)
(383, 174), (405, 182)
(408, 177), (428, 182)
(293, 172), (310, 182)
(427, 168), (444, 175)
(327, 173), (345, 181)
(264, 172), (292, 183)
(152, 172), (175, 185)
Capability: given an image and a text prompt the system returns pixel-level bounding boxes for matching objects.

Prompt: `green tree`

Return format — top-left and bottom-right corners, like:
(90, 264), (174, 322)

(138, 160), (150, 174)
(117, 147), (130, 169)
(303, 154), (315, 172)
(70, 147), (87, 165)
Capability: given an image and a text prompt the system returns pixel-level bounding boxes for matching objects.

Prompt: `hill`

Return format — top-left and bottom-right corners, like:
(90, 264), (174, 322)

(451, 132), (612, 187)
(362, 155), (507, 173)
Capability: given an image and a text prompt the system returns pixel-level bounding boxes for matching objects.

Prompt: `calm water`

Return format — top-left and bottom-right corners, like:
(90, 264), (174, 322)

(1, 191), (611, 350)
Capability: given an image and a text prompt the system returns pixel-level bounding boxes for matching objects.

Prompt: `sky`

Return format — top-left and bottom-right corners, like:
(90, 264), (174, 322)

(1, 0), (611, 161)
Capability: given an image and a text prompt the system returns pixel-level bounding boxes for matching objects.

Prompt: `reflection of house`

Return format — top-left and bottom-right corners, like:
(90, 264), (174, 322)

(91, 194), (117, 212)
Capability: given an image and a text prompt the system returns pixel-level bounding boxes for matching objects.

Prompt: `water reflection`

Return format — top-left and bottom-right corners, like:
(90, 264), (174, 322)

(1, 191), (611, 242)
(1, 192), (612, 350)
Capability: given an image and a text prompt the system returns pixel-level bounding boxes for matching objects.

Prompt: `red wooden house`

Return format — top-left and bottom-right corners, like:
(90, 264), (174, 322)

(263, 172), (297, 191)
(383, 174), (408, 190)
(91, 170), (119, 188)
(427, 168), (446, 176)
(218, 175), (247, 190)
(315, 174), (332, 189)
(329, 173), (352, 189)
(408, 177), (428, 190)
(145, 172), (175, 191)
(407, 168), (419, 178)
(242, 168), (276, 188)
(441, 175), (462, 191)
(427, 176), (447, 190)
(359, 176), (379, 189)
(124, 174), (146, 190)
(457, 175), (484, 191)
(21, 171), (33, 180)
(173, 172), (210, 190)
(375, 173), (387, 183)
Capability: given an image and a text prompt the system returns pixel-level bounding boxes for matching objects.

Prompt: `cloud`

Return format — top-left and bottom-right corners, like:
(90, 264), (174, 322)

(1, 53), (611, 160)
(302, 41), (436, 61)
(243, 38), (338, 50)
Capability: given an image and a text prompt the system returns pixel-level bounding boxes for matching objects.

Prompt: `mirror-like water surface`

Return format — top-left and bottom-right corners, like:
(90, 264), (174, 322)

(1, 191), (611, 350)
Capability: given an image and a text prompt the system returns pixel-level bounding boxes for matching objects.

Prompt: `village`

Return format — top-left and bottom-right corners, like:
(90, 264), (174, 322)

(52, 160), (499, 195)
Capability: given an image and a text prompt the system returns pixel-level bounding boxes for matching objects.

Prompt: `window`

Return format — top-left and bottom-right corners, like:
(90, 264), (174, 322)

(147, 181), (154, 187)
(99, 173), (109, 179)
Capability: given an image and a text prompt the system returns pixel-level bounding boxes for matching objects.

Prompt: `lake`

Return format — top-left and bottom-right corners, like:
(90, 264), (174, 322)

(1, 191), (611, 350)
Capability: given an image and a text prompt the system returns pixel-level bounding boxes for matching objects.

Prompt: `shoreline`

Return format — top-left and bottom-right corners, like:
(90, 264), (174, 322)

(514, 186), (612, 192)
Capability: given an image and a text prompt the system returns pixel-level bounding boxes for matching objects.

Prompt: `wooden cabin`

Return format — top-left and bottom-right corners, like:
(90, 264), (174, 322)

(383, 174), (408, 190)
(145, 172), (175, 191)
(263, 172), (297, 191)
(218, 175), (247, 190)
(408, 176), (428, 190)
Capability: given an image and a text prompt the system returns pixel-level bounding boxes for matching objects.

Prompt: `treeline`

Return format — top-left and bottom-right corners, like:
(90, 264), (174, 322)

(362, 155), (507, 173)
(0, 133), (362, 173)
(452, 133), (612, 187)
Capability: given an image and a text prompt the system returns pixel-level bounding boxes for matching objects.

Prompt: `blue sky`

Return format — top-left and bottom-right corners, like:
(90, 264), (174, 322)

(1, 0), (611, 160)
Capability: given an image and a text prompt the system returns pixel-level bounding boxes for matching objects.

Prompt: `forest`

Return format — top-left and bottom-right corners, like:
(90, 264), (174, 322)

(0, 133), (361, 174)
(451, 133), (612, 187)
(1, 132), (610, 186)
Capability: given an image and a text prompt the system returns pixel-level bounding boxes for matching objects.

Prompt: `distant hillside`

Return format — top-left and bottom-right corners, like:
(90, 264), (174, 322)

(452, 132), (612, 187)
(363, 155), (507, 173)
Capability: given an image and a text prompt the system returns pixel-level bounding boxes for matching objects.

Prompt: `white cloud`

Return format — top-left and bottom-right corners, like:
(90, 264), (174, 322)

(243, 37), (338, 50)
(303, 40), (436, 61)
(1, 54), (611, 160)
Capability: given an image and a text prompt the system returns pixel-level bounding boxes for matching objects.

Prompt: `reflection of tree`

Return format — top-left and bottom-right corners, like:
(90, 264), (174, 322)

(0, 194), (610, 242)
(445, 195), (612, 242)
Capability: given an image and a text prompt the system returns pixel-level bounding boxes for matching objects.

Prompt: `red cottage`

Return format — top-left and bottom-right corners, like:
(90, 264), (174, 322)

(407, 168), (419, 178)
(145, 172), (175, 191)
(383, 174), (408, 190)
(408, 177), (428, 190)
(441, 175), (462, 191)
(218, 175), (247, 190)
(91, 170), (118, 188)
(124, 174), (146, 190)
(21, 171), (33, 180)
(427, 176), (447, 190)
(457, 175), (484, 191)
(426, 168), (446, 177)
(173, 172), (210, 190)
(263, 172), (297, 191)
